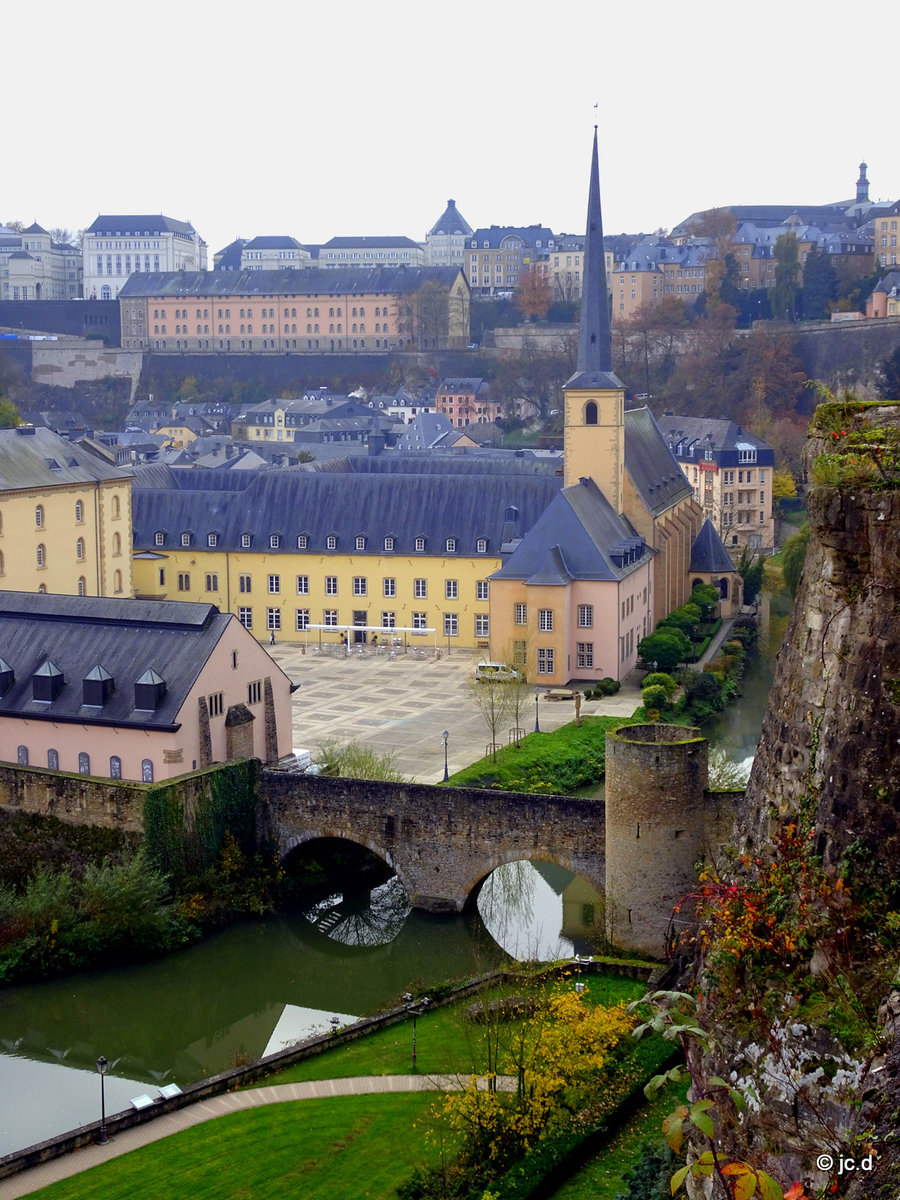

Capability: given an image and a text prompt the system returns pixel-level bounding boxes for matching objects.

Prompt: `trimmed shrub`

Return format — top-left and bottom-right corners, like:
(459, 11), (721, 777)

(640, 672), (677, 697)
(641, 685), (669, 712)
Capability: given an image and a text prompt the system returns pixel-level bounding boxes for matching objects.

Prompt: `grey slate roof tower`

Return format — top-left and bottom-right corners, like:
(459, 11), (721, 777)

(567, 126), (618, 389)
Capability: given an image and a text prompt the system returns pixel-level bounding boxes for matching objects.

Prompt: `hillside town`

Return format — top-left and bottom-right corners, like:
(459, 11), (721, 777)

(1, 119), (899, 1200)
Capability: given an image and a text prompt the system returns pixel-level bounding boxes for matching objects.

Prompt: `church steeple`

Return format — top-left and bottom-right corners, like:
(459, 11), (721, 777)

(577, 125), (613, 377)
(562, 127), (625, 509)
(856, 161), (869, 204)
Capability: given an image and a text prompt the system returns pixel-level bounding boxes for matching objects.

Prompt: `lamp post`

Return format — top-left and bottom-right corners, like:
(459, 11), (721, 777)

(534, 687), (540, 734)
(96, 1055), (109, 1145)
(403, 993), (431, 1069)
(442, 730), (449, 782)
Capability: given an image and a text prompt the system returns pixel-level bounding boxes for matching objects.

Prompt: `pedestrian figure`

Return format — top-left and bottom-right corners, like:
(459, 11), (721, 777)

(269, 630), (275, 645)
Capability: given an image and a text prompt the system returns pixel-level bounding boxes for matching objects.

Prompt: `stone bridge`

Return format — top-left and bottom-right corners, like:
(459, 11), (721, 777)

(259, 770), (606, 914)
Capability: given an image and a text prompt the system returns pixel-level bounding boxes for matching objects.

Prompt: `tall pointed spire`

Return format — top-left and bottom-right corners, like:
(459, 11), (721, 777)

(578, 126), (613, 375)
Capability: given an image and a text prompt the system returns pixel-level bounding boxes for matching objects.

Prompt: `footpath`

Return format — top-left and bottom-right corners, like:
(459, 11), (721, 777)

(0, 1075), (516, 1199)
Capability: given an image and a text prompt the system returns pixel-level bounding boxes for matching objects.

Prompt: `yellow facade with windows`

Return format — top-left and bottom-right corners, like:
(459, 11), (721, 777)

(0, 428), (133, 598)
(133, 547), (501, 649)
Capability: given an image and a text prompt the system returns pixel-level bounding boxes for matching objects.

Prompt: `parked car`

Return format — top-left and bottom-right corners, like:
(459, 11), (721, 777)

(475, 661), (520, 683)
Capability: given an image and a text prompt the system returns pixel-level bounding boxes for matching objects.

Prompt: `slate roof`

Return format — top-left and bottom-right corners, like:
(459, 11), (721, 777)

(428, 200), (473, 238)
(243, 236), (306, 250)
(119, 266), (462, 298)
(0, 426), (131, 489)
(214, 239), (246, 270)
(132, 469), (560, 557)
(690, 518), (736, 574)
(321, 236), (421, 250)
(623, 407), (694, 517)
(0, 592), (235, 732)
(656, 415), (774, 464)
(469, 225), (555, 249)
(85, 215), (200, 237)
(491, 477), (649, 584)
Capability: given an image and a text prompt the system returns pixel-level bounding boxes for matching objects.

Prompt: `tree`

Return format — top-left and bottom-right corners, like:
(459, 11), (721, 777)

(781, 525), (810, 598)
(314, 739), (409, 783)
(403, 280), (450, 350)
(0, 397), (22, 428)
(801, 244), (837, 320)
(438, 984), (633, 1173)
(770, 467), (797, 518)
(490, 334), (576, 421)
(770, 233), (800, 322)
(638, 629), (692, 672)
(514, 265), (551, 323)
(735, 545), (764, 607)
(468, 674), (516, 761)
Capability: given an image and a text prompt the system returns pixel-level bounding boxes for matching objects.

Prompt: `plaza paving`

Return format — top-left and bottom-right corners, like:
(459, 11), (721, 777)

(265, 641), (642, 782)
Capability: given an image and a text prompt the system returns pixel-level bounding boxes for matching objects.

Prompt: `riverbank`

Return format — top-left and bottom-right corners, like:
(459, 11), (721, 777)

(0, 960), (662, 1197)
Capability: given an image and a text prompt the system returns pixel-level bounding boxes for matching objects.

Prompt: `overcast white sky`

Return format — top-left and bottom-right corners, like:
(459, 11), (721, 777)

(7, 0), (897, 255)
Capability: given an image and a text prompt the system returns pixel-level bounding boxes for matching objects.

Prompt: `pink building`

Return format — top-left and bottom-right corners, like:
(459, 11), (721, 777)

(0, 593), (294, 782)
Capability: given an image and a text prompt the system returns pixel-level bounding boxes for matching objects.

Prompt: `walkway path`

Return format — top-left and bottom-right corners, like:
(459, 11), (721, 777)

(0, 1075), (516, 1200)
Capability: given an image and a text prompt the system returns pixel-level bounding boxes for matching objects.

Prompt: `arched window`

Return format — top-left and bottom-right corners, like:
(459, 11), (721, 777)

(47, 749), (59, 770)
(584, 401), (598, 425)
(38, 584), (46, 594)
(113, 532), (122, 556)
(36, 543), (45, 568)
(76, 537), (85, 561)
(719, 577), (729, 599)
(75, 500), (84, 523)
(35, 504), (44, 528)
(17, 745), (28, 766)
(142, 759), (154, 782)
(111, 495), (120, 519)
(0, 550), (4, 575)
(109, 755), (122, 779)
(78, 752), (90, 775)
(114, 569), (122, 593)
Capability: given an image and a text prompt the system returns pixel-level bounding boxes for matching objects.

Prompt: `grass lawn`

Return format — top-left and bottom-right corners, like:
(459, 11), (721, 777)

(28, 1093), (442, 1200)
(551, 1083), (686, 1200)
(260, 973), (649, 1085)
(445, 715), (636, 793)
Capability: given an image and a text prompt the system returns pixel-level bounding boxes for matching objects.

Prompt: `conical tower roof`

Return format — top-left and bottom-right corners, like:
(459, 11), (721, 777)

(565, 128), (620, 390)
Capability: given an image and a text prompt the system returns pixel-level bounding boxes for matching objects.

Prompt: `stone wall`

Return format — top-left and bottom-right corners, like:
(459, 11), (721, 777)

(31, 342), (143, 396)
(740, 408), (900, 876)
(259, 770), (607, 913)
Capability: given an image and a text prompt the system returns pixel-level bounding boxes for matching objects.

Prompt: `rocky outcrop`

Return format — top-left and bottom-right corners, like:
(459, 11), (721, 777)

(740, 406), (900, 878)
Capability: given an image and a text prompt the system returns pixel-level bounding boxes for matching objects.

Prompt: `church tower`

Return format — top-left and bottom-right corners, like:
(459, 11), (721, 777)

(563, 128), (626, 512)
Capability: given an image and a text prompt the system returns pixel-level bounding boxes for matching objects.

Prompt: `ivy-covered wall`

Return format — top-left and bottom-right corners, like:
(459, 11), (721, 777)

(143, 760), (260, 883)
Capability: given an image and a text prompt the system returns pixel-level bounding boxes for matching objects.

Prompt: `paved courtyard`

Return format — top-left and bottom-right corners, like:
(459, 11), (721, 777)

(263, 642), (642, 783)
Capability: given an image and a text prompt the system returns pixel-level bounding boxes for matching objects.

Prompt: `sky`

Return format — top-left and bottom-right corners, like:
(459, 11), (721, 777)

(7, 0), (898, 256)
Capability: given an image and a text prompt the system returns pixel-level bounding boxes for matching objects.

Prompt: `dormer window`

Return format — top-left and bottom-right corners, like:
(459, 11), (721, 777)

(355, 535), (366, 551)
(269, 534), (280, 549)
(208, 533), (218, 547)
(297, 534), (308, 549)
(415, 536), (425, 552)
(154, 531), (165, 547)
(181, 532), (191, 547)
(326, 535), (337, 550)
(445, 537), (457, 553)
(241, 533), (251, 548)
(476, 538), (487, 554)
(384, 536), (395, 552)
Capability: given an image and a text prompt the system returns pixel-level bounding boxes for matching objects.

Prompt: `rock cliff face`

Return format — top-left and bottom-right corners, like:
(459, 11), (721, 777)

(740, 406), (900, 877)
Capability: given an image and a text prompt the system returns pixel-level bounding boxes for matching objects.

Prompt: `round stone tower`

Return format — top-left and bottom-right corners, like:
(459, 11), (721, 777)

(604, 723), (708, 958)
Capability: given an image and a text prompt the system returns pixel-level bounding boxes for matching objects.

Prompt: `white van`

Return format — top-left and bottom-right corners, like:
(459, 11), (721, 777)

(475, 661), (520, 682)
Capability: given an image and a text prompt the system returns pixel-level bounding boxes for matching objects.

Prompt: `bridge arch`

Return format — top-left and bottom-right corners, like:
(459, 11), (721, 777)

(276, 825), (416, 905)
(458, 848), (605, 915)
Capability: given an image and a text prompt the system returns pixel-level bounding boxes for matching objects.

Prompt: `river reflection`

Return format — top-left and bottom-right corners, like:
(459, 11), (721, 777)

(0, 649), (778, 1155)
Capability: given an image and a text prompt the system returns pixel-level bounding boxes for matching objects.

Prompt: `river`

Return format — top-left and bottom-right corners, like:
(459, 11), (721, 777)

(0, 651), (775, 1157)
